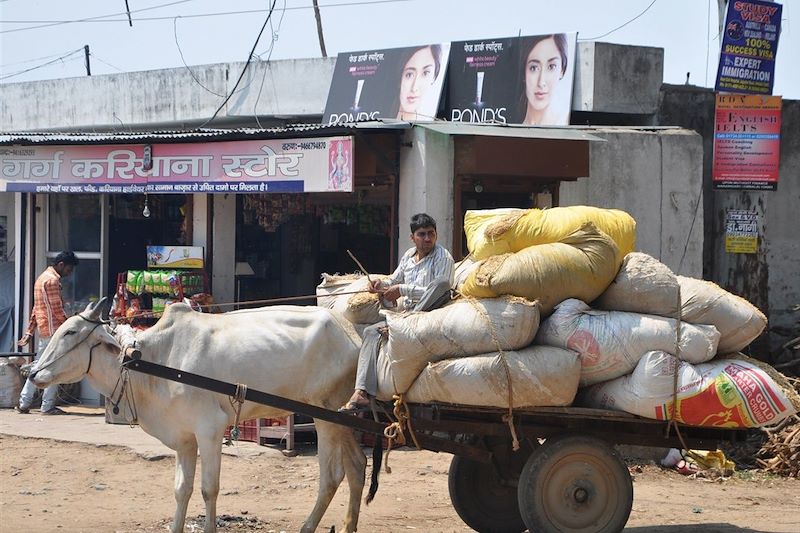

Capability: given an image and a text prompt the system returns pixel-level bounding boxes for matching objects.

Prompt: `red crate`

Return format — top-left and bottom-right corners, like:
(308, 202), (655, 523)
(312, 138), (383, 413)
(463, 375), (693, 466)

(224, 418), (261, 443)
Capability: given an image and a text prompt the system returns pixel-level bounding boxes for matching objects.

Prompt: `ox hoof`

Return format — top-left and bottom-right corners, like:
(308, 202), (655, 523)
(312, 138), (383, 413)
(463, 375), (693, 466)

(282, 449), (298, 458)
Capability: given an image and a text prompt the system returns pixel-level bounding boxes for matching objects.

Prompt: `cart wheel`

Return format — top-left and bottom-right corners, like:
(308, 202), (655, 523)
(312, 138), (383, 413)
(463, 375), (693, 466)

(517, 434), (632, 533)
(448, 440), (528, 533)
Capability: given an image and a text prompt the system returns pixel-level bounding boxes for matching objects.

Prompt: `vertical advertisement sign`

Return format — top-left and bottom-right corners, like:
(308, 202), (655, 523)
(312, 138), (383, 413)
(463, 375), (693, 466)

(323, 44), (451, 125)
(715, 0), (782, 95)
(725, 210), (759, 254)
(447, 33), (577, 125)
(712, 94), (781, 190)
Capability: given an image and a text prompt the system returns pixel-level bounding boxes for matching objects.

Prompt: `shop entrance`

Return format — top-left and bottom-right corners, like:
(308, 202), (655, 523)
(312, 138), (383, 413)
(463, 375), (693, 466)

(106, 194), (190, 296)
(235, 189), (393, 304)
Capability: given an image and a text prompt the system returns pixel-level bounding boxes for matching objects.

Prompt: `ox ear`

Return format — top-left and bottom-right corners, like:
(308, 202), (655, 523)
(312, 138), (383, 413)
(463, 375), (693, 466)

(86, 297), (109, 321)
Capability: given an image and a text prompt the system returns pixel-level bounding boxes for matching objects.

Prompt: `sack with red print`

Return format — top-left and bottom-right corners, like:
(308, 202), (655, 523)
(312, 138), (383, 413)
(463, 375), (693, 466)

(535, 299), (720, 386)
(579, 351), (800, 428)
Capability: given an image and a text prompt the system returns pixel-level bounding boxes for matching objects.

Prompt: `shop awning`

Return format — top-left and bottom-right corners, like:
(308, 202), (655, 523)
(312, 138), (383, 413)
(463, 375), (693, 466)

(416, 123), (605, 142)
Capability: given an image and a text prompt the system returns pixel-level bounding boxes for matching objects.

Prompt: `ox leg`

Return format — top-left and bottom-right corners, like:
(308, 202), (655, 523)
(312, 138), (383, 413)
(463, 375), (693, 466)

(300, 421), (366, 533)
(172, 439), (198, 533)
(197, 429), (224, 533)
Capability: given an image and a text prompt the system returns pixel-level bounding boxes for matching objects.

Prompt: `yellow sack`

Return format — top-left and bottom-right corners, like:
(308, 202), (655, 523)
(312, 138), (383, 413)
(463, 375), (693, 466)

(461, 223), (622, 315)
(466, 205), (636, 260)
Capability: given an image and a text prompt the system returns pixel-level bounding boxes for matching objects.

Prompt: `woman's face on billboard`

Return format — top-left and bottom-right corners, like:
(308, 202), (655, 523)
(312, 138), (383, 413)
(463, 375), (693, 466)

(398, 47), (437, 118)
(524, 37), (563, 115)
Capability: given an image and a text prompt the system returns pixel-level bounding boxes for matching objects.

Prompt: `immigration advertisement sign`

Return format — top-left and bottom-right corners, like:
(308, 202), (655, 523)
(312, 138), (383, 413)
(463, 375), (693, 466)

(322, 43), (451, 125)
(715, 0), (782, 95)
(447, 33), (577, 125)
(0, 136), (354, 194)
(712, 94), (781, 190)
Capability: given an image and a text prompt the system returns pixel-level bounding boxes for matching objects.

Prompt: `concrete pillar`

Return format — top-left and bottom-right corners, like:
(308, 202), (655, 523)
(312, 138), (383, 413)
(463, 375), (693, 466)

(398, 127), (454, 260)
(211, 194), (236, 304)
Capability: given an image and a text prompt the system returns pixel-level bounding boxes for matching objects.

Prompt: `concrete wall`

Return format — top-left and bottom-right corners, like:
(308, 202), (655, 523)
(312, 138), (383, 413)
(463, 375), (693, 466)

(657, 86), (800, 355)
(573, 42), (664, 115)
(211, 194), (236, 305)
(0, 58), (335, 130)
(397, 127), (455, 261)
(560, 128), (704, 277)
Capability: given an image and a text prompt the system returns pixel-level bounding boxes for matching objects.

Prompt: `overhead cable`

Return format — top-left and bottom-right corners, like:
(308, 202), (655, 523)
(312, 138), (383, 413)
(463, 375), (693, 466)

(0, 47), (84, 81)
(578, 0), (659, 41)
(0, 0), (410, 33)
(199, 0), (278, 128)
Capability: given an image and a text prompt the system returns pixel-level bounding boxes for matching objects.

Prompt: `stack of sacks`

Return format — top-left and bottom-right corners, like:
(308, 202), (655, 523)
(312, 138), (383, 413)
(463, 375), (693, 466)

(316, 273), (387, 325)
(535, 298), (719, 386)
(577, 252), (791, 428)
(578, 351), (800, 428)
(375, 296), (582, 408)
(460, 223), (623, 315)
(465, 205), (636, 259)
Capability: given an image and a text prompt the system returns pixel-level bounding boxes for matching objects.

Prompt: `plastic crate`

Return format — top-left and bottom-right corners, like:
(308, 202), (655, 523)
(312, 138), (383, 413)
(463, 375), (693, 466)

(224, 418), (261, 443)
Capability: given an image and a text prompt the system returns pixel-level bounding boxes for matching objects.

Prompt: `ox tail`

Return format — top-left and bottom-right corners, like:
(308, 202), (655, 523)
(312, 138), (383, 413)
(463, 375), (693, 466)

(365, 435), (383, 504)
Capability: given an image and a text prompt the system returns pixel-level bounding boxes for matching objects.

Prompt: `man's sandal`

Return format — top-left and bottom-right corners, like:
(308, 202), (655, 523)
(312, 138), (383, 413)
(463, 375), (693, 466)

(337, 401), (371, 415)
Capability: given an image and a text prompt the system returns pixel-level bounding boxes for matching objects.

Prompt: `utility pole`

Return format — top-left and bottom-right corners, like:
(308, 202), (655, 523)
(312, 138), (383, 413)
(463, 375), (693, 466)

(312, 0), (327, 58)
(84, 45), (91, 76)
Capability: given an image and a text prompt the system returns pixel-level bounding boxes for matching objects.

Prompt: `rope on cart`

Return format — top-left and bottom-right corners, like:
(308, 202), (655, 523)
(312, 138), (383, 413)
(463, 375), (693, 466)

(382, 394), (421, 474)
(113, 289), (373, 323)
(666, 286), (691, 454)
(465, 297), (520, 452)
(226, 383), (248, 444)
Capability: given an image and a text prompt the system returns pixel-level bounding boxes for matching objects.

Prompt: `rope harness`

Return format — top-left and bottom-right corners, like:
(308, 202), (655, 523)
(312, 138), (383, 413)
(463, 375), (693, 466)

(225, 383), (248, 444)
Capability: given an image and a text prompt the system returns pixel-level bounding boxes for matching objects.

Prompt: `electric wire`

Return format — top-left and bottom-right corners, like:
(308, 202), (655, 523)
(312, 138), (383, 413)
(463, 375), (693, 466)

(0, 48), (84, 81)
(0, 48), (83, 68)
(0, 0), (410, 33)
(89, 52), (125, 72)
(173, 16), (226, 97)
(198, 0), (278, 128)
(578, 0), (659, 41)
(253, 0), (287, 128)
(0, 0), (198, 34)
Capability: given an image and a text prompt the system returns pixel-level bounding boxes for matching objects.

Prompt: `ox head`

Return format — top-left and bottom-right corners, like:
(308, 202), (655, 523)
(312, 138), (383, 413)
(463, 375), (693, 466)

(29, 297), (120, 387)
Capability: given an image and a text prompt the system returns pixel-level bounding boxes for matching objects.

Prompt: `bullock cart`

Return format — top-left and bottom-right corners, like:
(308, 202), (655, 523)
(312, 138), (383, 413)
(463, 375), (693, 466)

(122, 354), (748, 533)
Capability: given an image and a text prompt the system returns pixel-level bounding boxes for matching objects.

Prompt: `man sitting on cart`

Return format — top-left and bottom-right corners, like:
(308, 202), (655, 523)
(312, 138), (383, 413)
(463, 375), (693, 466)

(340, 213), (454, 413)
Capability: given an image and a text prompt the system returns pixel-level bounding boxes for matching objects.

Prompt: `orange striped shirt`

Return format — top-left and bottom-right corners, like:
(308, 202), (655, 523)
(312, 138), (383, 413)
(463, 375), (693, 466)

(25, 266), (67, 338)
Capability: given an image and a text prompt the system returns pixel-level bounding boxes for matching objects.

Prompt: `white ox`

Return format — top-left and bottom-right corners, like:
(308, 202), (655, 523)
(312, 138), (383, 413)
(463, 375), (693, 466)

(29, 300), (367, 533)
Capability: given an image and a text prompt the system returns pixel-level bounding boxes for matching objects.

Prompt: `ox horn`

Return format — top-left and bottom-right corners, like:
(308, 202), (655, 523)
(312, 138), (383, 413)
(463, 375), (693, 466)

(86, 297), (109, 321)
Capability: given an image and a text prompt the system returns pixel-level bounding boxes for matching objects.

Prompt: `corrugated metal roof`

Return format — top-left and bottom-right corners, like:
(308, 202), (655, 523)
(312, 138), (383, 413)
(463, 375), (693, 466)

(0, 121), (410, 145)
(418, 122), (606, 141)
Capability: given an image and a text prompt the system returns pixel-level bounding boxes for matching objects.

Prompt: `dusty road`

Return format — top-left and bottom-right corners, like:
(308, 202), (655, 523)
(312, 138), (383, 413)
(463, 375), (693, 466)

(2, 426), (799, 533)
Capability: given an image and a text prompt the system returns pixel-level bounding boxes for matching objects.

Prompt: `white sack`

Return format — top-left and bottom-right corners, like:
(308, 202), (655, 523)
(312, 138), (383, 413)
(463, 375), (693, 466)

(386, 297), (541, 394)
(579, 351), (799, 428)
(678, 275), (767, 354)
(593, 252), (680, 317)
(453, 255), (481, 290)
(535, 299), (720, 386)
(0, 361), (23, 408)
(404, 345), (581, 408)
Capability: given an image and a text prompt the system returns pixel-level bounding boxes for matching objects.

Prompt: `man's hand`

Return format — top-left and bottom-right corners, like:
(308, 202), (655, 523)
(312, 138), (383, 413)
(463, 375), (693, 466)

(382, 285), (402, 304)
(368, 279), (384, 293)
(17, 333), (32, 348)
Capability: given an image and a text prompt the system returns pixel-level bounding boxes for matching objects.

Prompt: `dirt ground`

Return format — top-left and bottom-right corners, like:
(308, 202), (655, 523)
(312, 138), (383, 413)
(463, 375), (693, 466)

(2, 433), (799, 533)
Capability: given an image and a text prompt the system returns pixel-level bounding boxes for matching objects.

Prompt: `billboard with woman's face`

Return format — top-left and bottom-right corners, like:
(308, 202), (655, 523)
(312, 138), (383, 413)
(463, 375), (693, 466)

(447, 33), (577, 126)
(323, 43), (451, 125)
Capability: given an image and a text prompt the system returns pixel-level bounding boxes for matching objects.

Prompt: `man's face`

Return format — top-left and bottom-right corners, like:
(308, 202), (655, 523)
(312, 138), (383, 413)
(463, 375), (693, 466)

(55, 262), (74, 278)
(411, 226), (437, 257)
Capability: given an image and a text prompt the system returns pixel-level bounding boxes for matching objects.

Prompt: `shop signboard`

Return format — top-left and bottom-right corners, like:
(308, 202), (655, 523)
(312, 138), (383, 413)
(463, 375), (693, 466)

(715, 0), (782, 95)
(322, 43), (451, 125)
(0, 136), (354, 193)
(147, 245), (204, 269)
(712, 93), (781, 190)
(725, 209), (759, 254)
(447, 33), (577, 125)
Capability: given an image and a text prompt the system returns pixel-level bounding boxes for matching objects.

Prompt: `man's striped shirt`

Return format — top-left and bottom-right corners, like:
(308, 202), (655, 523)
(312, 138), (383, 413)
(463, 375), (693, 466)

(380, 244), (454, 310)
(25, 266), (67, 338)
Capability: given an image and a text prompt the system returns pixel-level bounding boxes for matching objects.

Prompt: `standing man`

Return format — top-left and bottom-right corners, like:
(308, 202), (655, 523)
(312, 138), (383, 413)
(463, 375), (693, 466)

(340, 213), (454, 412)
(15, 251), (79, 415)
